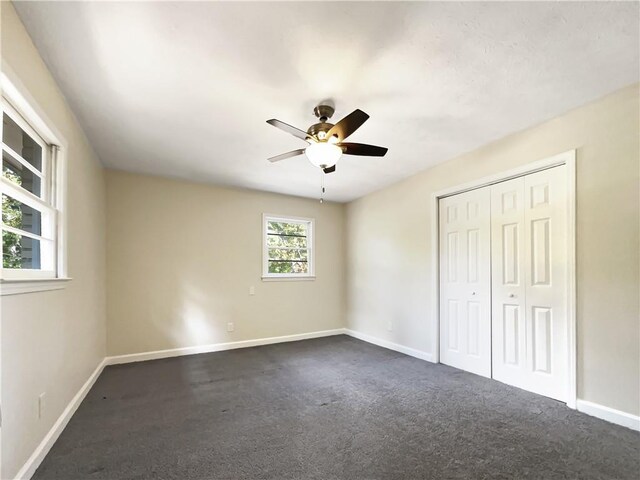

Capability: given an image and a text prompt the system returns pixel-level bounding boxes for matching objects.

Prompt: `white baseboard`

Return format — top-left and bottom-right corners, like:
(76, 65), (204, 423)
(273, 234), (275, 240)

(576, 399), (640, 431)
(106, 328), (347, 365)
(344, 328), (435, 363)
(14, 358), (108, 480)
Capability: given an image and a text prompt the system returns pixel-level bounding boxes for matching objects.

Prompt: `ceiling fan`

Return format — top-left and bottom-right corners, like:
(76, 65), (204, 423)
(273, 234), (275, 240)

(266, 104), (388, 174)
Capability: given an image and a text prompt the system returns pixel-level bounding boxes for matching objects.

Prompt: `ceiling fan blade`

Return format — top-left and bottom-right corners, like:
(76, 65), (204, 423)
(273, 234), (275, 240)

(340, 143), (388, 157)
(325, 109), (369, 142)
(266, 119), (314, 141)
(268, 149), (306, 163)
(323, 165), (336, 174)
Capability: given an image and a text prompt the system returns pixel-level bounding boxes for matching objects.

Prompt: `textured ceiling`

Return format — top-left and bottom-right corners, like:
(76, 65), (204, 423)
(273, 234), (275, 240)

(13, 1), (640, 202)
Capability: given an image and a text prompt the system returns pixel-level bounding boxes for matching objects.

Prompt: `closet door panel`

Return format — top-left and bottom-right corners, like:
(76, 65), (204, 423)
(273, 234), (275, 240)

(491, 177), (527, 385)
(523, 166), (567, 400)
(439, 187), (492, 377)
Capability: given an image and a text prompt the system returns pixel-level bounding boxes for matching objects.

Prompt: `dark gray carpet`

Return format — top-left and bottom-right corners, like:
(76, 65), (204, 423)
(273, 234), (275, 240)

(34, 335), (639, 479)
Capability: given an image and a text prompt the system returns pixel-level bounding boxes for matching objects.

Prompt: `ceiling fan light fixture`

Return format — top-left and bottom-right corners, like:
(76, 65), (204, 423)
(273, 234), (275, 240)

(305, 142), (342, 169)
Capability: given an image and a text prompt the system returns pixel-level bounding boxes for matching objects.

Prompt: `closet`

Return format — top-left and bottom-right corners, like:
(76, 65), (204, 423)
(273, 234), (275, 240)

(439, 165), (568, 401)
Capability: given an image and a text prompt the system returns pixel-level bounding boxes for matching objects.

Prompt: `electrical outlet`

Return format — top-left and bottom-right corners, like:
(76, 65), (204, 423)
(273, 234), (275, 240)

(227, 322), (235, 332)
(249, 286), (255, 296)
(386, 321), (393, 332)
(38, 392), (46, 419)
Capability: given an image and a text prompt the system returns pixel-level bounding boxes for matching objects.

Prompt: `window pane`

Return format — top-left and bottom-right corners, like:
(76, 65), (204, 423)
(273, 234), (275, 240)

(268, 248), (308, 261)
(2, 194), (42, 236)
(267, 221), (307, 237)
(2, 113), (43, 172)
(267, 234), (307, 248)
(2, 230), (41, 269)
(268, 261), (309, 274)
(3, 151), (42, 197)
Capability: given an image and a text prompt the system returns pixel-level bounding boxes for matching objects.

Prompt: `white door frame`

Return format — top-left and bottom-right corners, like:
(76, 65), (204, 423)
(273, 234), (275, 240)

(429, 150), (577, 408)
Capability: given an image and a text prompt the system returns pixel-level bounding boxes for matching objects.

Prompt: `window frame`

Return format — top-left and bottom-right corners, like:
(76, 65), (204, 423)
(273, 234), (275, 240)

(0, 69), (69, 295)
(262, 213), (315, 281)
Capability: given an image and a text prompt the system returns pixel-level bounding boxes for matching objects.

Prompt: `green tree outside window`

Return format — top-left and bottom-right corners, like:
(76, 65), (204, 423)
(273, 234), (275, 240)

(2, 169), (24, 268)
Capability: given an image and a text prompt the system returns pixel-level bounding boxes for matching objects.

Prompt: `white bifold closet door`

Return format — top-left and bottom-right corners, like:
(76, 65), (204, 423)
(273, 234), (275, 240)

(491, 166), (567, 401)
(439, 187), (492, 378)
(439, 165), (568, 401)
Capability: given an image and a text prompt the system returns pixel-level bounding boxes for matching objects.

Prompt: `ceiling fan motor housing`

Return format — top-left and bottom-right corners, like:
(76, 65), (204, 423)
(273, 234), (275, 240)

(313, 104), (335, 122)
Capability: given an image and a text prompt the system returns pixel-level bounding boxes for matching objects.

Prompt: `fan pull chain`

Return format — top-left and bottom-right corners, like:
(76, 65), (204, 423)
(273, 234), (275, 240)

(320, 170), (325, 204)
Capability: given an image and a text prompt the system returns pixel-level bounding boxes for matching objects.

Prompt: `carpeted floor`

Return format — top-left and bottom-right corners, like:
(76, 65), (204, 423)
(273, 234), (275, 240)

(34, 335), (639, 479)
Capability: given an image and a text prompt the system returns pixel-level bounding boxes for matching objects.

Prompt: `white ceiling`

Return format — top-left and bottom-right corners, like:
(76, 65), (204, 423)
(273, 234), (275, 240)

(14, 1), (639, 202)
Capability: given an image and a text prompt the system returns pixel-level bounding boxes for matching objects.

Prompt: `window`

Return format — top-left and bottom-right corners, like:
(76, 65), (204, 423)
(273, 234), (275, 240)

(1, 95), (63, 284)
(262, 214), (314, 280)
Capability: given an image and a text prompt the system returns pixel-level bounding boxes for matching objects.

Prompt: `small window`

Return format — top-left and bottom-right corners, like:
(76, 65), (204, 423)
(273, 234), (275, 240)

(1, 99), (61, 280)
(263, 214), (314, 280)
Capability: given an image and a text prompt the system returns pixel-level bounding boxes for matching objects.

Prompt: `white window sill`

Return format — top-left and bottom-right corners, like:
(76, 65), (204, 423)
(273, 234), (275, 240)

(0, 277), (72, 296)
(261, 275), (316, 282)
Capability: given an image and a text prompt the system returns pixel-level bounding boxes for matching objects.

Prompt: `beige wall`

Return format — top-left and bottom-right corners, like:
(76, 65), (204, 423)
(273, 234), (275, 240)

(346, 84), (640, 416)
(106, 171), (346, 356)
(1, 3), (107, 479)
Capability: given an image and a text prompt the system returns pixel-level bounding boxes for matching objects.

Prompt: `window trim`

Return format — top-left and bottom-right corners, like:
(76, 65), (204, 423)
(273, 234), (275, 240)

(262, 213), (315, 281)
(0, 67), (70, 295)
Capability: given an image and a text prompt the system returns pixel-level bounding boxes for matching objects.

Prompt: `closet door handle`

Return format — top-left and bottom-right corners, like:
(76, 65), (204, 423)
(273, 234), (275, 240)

(509, 293), (517, 298)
